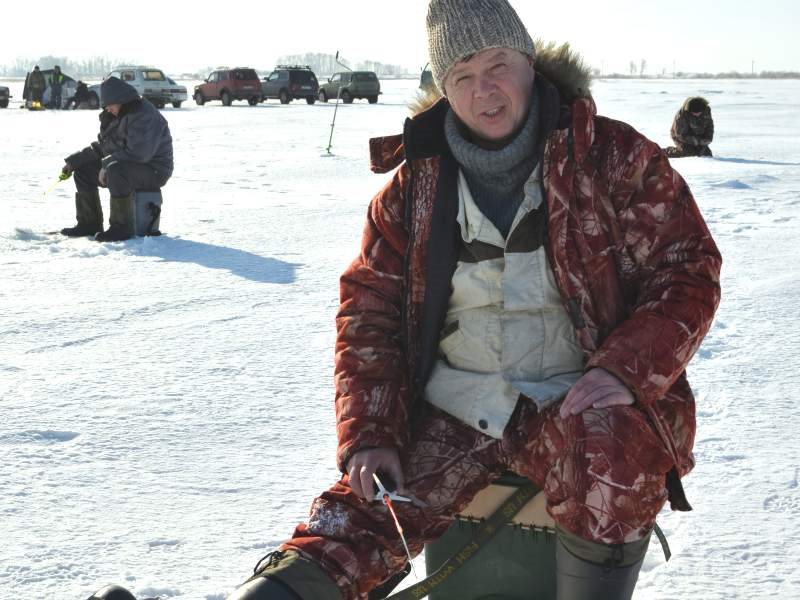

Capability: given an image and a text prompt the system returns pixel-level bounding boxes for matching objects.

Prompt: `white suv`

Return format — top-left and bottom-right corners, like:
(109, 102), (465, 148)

(89, 66), (188, 109)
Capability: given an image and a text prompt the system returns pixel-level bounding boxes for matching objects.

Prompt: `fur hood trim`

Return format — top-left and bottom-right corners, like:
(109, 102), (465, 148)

(681, 96), (710, 112)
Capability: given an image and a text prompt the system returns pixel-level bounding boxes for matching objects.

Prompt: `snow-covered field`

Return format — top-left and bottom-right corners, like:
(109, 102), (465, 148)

(2, 77), (799, 599)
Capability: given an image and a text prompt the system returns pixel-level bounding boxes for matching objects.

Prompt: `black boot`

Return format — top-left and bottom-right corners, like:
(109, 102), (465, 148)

(86, 584), (161, 600)
(61, 190), (103, 237)
(556, 530), (649, 600)
(227, 550), (342, 600)
(86, 584), (138, 600)
(228, 576), (301, 599)
(95, 193), (136, 242)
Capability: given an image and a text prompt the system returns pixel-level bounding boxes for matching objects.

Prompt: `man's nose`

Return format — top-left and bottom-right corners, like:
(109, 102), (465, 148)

(474, 74), (498, 97)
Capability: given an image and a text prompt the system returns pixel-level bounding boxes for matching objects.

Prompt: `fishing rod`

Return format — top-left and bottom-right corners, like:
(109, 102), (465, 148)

(326, 50), (353, 155)
(43, 170), (71, 198)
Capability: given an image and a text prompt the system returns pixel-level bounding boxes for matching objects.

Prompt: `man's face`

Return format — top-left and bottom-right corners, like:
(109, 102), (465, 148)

(106, 103), (121, 117)
(444, 48), (535, 148)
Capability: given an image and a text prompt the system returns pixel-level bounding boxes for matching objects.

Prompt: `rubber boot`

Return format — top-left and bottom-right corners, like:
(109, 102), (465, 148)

(61, 190), (103, 237)
(95, 193), (136, 242)
(86, 584), (138, 600)
(555, 531), (649, 600)
(228, 550), (342, 600)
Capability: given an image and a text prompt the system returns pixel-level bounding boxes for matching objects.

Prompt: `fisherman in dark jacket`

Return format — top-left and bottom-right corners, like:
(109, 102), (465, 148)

(60, 77), (173, 241)
(27, 66), (46, 105)
(66, 81), (91, 109)
(665, 96), (714, 158)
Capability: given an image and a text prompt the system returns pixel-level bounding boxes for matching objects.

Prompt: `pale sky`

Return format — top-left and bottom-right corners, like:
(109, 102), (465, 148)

(2, 0), (798, 76)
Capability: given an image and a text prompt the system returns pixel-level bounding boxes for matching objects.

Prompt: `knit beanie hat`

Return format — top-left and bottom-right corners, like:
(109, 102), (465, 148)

(427, 0), (535, 94)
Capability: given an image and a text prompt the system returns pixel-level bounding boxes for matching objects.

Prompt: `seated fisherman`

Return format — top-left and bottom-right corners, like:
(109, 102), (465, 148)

(665, 96), (714, 157)
(61, 77), (173, 242)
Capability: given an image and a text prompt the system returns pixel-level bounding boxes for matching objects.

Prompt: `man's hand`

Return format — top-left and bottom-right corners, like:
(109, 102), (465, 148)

(559, 368), (635, 419)
(346, 448), (404, 501)
(99, 109), (115, 130)
(61, 163), (73, 177)
(98, 167), (107, 187)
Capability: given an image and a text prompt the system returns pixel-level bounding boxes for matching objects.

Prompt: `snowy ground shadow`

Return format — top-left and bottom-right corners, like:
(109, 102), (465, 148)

(138, 237), (298, 284)
(714, 157), (800, 166)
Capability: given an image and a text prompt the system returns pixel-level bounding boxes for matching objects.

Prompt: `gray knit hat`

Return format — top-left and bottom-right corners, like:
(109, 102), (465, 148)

(427, 0), (536, 94)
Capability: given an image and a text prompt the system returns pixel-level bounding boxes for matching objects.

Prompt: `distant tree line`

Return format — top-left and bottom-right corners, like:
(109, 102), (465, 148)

(0, 56), (130, 78)
(601, 70), (800, 79)
(275, 53), (412, 77)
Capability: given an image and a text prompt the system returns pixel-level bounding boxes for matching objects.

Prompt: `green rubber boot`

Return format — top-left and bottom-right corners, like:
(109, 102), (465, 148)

(61, 190), (103, 237)
(228, 550), (342, 600)
(95, 193), (136, 242)
(555, 527), (650, 600)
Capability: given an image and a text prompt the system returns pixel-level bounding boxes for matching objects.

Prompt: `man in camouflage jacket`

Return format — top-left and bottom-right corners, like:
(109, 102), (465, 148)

(666, 96), (714, 157)
(220, 2), (722, 599)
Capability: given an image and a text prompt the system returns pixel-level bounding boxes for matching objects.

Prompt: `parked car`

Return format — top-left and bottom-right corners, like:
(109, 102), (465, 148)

(0, 86), (10, 108)
(194, 67), (262, 106)
(88, 66), (187, 109)
(261, 66), (319, 104)
(318, 71), (380, 104)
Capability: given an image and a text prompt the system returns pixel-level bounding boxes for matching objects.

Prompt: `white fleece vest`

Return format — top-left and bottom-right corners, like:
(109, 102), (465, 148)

(424, 165), (585, 439)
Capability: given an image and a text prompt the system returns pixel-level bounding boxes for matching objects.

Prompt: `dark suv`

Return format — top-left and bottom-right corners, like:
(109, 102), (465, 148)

(318, 71), (381, 104)
(194, 68), (262, 106)
(261, 66), (319, 104)
(0, 86), (10, 108)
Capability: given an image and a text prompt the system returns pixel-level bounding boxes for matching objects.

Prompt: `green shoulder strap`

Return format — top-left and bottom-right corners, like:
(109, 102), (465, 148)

(383, 483), (540, 600)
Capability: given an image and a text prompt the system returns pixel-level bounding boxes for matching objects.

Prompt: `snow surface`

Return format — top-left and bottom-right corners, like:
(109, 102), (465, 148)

(2, 78), (799, 599)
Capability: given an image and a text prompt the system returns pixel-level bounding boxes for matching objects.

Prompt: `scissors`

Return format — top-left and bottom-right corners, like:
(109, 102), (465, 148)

(372, 473), (412, 503)
(372, 473), (417, 577)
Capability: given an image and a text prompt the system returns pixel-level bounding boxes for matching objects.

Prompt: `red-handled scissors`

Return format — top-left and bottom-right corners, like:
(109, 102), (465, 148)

(372, 473), (412, 503)
(373, 473), (417, 578)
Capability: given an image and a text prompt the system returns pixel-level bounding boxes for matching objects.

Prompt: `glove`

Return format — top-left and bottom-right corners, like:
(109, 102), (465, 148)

(98, 168), (107, 187)
(99, 109), (115, 130)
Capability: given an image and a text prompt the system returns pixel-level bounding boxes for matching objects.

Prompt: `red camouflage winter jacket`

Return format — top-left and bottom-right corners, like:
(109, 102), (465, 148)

(334, 67), (721, 509)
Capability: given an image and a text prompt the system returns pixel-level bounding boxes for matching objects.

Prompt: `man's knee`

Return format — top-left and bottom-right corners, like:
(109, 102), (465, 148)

(74, 163), (101, 190)
(548, 405), (671, 542)
(579, 405), (672, 473)
(105, 163), (133, 196)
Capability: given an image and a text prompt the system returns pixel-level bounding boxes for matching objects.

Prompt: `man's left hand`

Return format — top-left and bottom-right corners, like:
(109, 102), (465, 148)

(98, 168), (107, 187)
(559, 368), (635, 419)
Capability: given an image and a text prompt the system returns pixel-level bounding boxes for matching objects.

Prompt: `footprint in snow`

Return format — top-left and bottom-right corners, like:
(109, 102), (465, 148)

(762, 469), (800, 514)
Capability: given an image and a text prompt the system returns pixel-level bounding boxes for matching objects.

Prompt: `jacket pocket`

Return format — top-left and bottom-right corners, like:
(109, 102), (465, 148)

(438, 320), (466, 358)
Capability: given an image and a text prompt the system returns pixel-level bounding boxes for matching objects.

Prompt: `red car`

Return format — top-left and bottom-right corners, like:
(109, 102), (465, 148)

(194, 68), (262, 106)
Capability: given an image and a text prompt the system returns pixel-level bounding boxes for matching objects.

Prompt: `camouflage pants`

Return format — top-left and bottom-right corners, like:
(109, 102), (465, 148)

(283, 400), (674, 599)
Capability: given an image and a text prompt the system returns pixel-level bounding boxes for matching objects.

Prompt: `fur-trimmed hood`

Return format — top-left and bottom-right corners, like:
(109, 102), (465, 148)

(409, 41), (592, 117)
(680, 96), (711, 113)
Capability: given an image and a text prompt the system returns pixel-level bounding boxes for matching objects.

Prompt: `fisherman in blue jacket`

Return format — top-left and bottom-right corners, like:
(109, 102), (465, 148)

(61, 76), (173, 241)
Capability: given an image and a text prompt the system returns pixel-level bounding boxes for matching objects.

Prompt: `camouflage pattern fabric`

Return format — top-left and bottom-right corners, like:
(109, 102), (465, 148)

(665, 144), (713, 158)
(285, 400), (673, 599)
